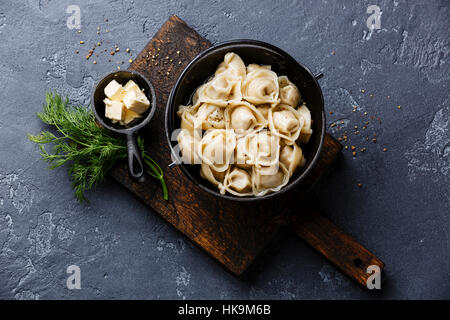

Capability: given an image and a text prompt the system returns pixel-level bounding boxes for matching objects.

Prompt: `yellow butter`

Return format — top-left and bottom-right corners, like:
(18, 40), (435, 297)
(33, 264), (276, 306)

(123, 80), (140, 93)
(104, 80), (126, 101)
(122, 109), (141, 125)
(123, 90), (150, 114)
(104, 98), (125, 121)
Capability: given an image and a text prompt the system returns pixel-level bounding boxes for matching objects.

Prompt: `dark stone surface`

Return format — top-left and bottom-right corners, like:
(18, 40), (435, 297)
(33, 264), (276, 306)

(0, 0), (448, 299)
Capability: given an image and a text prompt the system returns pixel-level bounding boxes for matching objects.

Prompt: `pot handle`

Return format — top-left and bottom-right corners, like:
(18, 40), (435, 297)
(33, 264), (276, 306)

(168, 161), (178, 168)
(315, 72), (324, 81)
(286, 207), (385, 288)
(126, 132), (145, 181)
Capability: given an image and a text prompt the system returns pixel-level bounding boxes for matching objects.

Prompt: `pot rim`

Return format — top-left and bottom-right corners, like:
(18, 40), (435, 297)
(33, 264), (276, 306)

(165, 39), (325, 202)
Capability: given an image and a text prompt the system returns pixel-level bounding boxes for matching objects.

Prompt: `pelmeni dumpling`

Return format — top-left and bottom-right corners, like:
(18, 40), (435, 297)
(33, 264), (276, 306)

(176, 52), (312, 197)
(196, 74), (242, 106)
(224, 101), (266, 137)
(178, 103), (225, 132)
(244, 131), (280, 168)
(177, 105), (197, 133)
(252, 162), (289, 196)
(297, 104), (313, 144)
(191, 83), (205, 106)
(278, 76), (301, 107)
(280, 144), (306, 177)
(195, 103), (225, 130)
(200, 163), (226, 188)
(246, 64), (271, 74)
(215, 52), (246, 80)
(198, 129), (236, 172)
(177, 129), (200, 164)
(222, 167), (253, 196)
(257, 104), (271, 123)
(234, 137), (251, 169)
(269, 104), (304, 145)
(242, 66), (279, 105)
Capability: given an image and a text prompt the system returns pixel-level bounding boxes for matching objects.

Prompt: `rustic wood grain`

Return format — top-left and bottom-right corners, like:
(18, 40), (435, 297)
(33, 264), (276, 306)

(287, 208), (385, 287)
(109, 15), (384, 281)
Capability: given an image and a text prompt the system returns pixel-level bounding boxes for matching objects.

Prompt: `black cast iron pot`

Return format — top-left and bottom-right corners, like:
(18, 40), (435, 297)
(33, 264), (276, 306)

(165, 40), (325, 201)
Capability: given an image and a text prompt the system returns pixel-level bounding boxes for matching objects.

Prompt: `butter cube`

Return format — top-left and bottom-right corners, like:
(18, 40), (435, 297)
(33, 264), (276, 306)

(122, 109), (141, 126)
(123, 80), (140, 93)
(104, 98), (112, 118)
(104, 80), (126, 101)
(123, 89), (150, 114)
(104, 98), (125, 121)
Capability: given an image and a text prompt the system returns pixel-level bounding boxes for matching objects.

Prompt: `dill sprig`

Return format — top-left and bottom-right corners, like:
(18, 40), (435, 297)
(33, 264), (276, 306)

(28, 92), (168, 201)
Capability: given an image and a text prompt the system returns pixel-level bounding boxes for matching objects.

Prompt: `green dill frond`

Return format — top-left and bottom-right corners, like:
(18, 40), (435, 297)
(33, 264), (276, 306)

(28, 92), (168, 202)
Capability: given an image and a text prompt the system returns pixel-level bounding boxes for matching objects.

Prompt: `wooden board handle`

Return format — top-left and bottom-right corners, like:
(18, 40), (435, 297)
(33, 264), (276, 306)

(286, 208), (385, 287)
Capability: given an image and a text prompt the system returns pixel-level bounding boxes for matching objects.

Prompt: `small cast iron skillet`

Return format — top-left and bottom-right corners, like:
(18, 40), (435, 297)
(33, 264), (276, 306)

(92, 70), (156, 181)
(165, 40), (325, 201)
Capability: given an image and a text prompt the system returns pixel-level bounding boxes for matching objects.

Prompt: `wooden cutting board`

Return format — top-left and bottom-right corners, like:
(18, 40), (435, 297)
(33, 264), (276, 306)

(110, 15), (384, 287)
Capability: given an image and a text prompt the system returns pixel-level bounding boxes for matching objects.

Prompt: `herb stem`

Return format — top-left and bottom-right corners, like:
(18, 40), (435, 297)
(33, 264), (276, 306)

(29, 92), (168, 202)
(143, 154), (169, 200)
(53, 121), (90, 148)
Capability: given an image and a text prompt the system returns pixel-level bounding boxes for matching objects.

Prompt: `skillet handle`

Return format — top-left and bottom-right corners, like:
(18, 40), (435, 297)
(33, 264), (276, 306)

(286, 207), (385, 288)
(126, 133), (145, 181)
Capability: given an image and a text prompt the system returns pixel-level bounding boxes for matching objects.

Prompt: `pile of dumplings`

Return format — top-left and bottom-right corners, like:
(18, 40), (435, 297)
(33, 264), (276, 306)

(177, 52), (313, 197)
